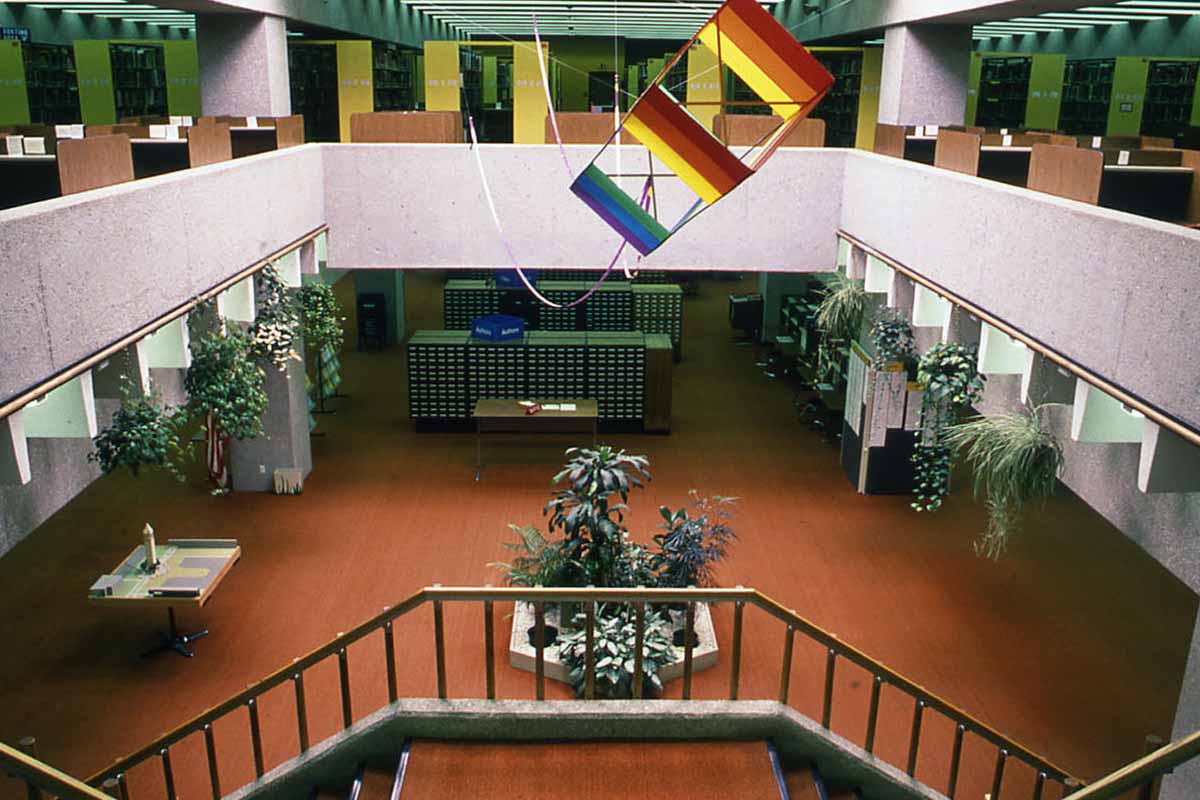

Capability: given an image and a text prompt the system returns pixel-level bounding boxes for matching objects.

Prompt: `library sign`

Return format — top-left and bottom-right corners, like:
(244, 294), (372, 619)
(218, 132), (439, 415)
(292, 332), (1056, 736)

(1, 26), (31, 43)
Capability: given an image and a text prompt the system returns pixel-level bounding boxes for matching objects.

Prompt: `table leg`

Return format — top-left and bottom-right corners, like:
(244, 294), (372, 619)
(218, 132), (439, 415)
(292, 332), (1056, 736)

(142, 607), (210, 659)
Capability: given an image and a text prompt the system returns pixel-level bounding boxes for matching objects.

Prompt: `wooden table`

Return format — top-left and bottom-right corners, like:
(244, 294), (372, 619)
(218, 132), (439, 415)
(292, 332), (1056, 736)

(473, 399), (598, 480)
(89, 538), (241, 657)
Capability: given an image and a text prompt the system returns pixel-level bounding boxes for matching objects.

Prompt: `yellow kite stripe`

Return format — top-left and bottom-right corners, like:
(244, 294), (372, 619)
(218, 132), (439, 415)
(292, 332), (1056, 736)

(624, 115), (724, 204)
(697, 23), (800, 119)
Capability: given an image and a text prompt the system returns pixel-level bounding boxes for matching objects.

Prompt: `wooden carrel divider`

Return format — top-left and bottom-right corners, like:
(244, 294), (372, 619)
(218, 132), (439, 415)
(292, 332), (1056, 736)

(86, 124), (150, 139)
(712, 114), (825, 147)
(933, 130), (981, 176)
(187, 122), (232, 167)
(543, 112), (636, 144)
(872, 123), (907, 158)
(1026, 143), (1103, 205)
(351, 111), (462, 143)
(56, 134), (135, 195)
(272, 116), (305, 148)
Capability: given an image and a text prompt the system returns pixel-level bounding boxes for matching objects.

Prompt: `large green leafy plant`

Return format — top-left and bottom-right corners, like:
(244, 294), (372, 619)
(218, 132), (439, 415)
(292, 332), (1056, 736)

(814, 275), (867, 385)
(184, 326), (269, 489)
(557, 604), (676, 698)
(249, 263), (300, 372)
(943, 406), (1064, 559)
(297, 283), (345, 350)
(653, 492), (738, 588)
(869, 308), (917, 371)
(911, 343), (986, 512)
(89, 386), (184, 480)
(544, 446), (652, 588)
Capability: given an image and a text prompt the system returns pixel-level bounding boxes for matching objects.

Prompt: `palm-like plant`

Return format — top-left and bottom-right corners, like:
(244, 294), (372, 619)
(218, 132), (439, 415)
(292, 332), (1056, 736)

(943, 406), (1064, 559)
(489, 524), (574, 588)
(815, 275), (867, 384)
(544, 446), (651, 587)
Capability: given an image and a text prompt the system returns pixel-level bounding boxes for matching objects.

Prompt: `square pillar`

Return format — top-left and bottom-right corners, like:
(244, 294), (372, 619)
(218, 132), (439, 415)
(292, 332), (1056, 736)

(197, 13), (291, 117)
(227, 354), (312, 492)
(879, 24), (972, 127)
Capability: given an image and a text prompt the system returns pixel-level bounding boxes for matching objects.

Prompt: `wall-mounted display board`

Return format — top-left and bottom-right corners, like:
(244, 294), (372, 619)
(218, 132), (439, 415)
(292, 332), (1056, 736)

(1060, 58), (1114, 136)
(1141, 60), (1200, 142)
(974, 56), (1032, 129)
(373, 42), (415, 111)
(109, 43), (166, 120)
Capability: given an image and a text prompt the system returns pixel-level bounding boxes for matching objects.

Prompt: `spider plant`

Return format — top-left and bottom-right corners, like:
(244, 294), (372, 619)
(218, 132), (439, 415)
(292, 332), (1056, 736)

(943, 405), (1064, 559)
(814, 275), (867, 384)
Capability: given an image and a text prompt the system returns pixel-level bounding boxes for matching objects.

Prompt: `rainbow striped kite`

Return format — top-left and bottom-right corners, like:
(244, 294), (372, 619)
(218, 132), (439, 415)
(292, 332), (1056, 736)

(570, 0), (833, 256)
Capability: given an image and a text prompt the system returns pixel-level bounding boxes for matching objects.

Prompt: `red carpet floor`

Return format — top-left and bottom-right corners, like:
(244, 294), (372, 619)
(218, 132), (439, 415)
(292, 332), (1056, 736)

(0, 272), (1193, 800)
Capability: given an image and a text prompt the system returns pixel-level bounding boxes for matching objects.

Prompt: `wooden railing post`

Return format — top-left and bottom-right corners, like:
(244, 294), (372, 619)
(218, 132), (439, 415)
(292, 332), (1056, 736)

(947, 723), (965, 799)
(203, 723), (220, 800)
(682, 599), (696, 700)
(821, 648), (837, 728)
(483, 598), (496, 700)
(337, 646), (353, 729)
(293, 673), (309, 753)
(384, 618), (398, 704)
(906, 699), (925, 777)
(534, 600), (546, 701)
(865, 675), (883, 754)
(433, 594), (447, 700)
(729, 599), (744, 700)
(779, 624), (796, 704)
(248, 698), (265, 779)
(584, 596), (596, 700)
(991, 749), (1008, 800)
(160, 748), (176, 800)
(19, 738), (41, 800)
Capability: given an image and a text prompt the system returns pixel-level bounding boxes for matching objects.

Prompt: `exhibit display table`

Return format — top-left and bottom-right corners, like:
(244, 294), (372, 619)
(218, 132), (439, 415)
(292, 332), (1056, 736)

(89, 538), (241, 658)
(473, 399), (598, 480)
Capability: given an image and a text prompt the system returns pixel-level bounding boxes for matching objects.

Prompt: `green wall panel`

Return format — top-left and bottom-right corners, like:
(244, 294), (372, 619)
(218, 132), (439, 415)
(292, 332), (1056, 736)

(0, 39), (31, 125)
(966, 52), (983, 125)
(1026, 54), (1066, 130)
(1107, 56), (1148, 136)
(164, 40), (199, 116)
(74, 40), (115, 125)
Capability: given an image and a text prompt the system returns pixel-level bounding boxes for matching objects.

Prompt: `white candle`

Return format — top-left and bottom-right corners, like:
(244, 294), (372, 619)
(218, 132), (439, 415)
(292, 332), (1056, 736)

(143, 523), (157, 571)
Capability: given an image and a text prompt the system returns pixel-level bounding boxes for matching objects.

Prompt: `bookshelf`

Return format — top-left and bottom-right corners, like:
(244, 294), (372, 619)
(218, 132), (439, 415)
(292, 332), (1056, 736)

(24, 43), (80, 124)
(372, 42), (415, 111)
(288, 43), (339, 142)
(459, 46), (483, 126)
(109, 44), (166, 120)
(1141, 60), (1199, 142)
(975, 56), (1031, 129)
(663, 54), (688, 98)
(810, 51), (862, 148)
(1059, 58), (1114, 136)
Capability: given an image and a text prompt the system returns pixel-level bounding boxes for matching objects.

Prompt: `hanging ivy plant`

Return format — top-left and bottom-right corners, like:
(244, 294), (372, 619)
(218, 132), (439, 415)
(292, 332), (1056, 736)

(89, 385), (184, 480)
(249, 263), (300, 372)
(911, 343), (986, 513)
(814, 275), (867, 385)
(184, 328), (269, 442)
(943, 405), (1064, 559)
(297, 283), (345, 351)
(869, 308), (917, 371)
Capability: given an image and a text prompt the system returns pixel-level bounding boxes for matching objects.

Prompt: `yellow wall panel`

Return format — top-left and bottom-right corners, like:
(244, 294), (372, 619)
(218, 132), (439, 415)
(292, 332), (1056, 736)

(856, 47), (882, 150)
(336, 40), (373, 141)
(424, 41), (460, 112)
(0, 40), (30, 125)
(483, 55), (497, 106)
(513, 41), (549, 144)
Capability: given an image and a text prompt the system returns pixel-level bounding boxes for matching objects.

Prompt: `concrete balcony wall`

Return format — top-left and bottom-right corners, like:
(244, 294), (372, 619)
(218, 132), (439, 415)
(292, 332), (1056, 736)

(839, 151), (1200, 433)
(0, 145), (325, 404)
(320, 144), (845, 273)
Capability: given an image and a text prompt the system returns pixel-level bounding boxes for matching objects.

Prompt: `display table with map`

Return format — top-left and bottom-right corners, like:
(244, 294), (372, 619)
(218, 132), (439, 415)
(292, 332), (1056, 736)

(89, 539), (241, 658)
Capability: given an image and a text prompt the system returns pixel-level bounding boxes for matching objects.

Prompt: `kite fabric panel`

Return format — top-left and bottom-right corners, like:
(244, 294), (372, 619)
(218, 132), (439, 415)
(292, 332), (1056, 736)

(696, 0), (834, 120)
(568, 0), (833, 257)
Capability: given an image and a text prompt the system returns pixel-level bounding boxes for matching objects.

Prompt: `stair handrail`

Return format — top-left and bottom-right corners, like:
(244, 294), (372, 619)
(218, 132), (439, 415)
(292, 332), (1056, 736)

(1060, 730), (1200, 799)
(85, 585), (1082, 797)
(1, 741), (115, 800)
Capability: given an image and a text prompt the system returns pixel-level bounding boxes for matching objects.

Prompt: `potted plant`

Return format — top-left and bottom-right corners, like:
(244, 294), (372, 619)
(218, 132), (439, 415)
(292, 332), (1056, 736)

(943, 405), (1065, 559)
(249, 263), (301, 373)
(869, 307), (918, 374)
(183, 327), (268, 493)
(814, 275), (867, 386)
(89, 382), (184, 481)
(557, 603), (676, 698)
(911, 343), (986, 513)
(297, 282), (346, 412)
(490, 524), (575, 646)
(653, 493), (737, 644)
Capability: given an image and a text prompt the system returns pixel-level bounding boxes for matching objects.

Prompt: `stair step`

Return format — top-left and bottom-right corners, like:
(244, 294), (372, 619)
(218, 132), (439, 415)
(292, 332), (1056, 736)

(356, 765), (399, 800)
(781, 765), (822, 800)
(400, 740), (782, 798)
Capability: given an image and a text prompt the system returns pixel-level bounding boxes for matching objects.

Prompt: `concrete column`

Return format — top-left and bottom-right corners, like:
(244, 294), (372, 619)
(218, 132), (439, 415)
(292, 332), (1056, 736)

(228, 355), (312, 492)
(196, 13), (291, 117)
(878, 24), (972, 127)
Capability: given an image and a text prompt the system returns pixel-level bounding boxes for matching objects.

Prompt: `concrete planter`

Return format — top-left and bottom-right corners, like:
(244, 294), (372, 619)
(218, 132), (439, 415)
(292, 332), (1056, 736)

(508, 601), (719, 686)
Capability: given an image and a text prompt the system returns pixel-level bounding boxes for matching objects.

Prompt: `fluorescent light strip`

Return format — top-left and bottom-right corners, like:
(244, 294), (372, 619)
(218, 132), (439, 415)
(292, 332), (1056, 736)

(1040, 12), (1167, 20)
(1006, 18), (1101, 27)
(1118, 1), (1200, 6)
(1079, 4), (1194, 12)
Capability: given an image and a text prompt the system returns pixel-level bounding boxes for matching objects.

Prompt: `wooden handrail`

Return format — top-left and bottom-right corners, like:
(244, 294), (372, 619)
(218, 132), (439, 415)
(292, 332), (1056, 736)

(0, 224), (330, 422)
(836, 229), (1200, 449)
(89, 585), (1081, 792)
(0, 742), (116, 799)
(1062, 730), (1200, 799)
